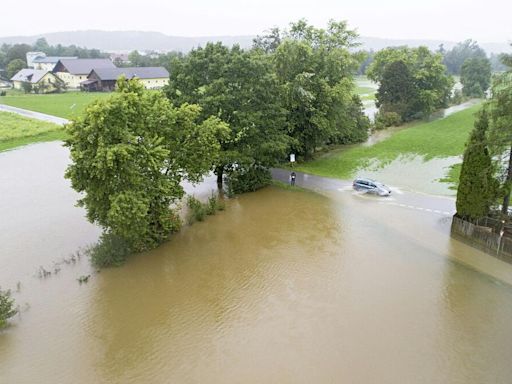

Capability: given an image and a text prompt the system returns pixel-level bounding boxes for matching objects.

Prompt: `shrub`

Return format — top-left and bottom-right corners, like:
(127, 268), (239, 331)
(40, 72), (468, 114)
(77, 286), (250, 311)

(87, 232), (133, 268)
(208, 193), (226, 213)
(374, 111), (402, 129)
(187, 196), (207, 223)
(0, 90), (6, 96)
(227, 165), (272, 195)
(0, 288), (17, 328)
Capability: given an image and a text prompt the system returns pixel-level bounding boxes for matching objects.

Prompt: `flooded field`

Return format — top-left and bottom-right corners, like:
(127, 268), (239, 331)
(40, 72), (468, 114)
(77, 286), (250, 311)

(1, 142), (512, 383)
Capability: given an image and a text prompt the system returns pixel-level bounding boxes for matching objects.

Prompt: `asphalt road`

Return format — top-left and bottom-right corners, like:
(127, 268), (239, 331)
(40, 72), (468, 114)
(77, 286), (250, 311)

(271, 168), (456, 217)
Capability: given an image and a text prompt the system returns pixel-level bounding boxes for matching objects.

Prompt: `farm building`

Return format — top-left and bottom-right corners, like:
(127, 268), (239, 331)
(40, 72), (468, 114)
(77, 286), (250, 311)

(53, 59), (115, 88)
(32, 56), (78, 71)
(10, 69), (63, 93)
(81, 67), (169, 91)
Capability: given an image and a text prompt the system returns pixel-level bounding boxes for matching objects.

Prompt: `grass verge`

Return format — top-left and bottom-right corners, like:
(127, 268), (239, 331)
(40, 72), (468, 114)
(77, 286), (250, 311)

(0, 91), (110, 119)
(0, 111), (66, 152)
(295, 104), (481, 180)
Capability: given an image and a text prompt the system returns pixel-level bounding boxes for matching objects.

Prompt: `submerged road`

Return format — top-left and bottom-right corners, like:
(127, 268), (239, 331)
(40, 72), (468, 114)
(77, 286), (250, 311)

(271, 168), (456, 218)
(0, 104), (69, 125)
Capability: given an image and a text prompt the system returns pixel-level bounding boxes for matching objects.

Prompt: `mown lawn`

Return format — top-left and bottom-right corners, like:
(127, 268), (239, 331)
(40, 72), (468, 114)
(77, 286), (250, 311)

(355, 85), (376, 95)
(295, 104), (482, 180)
(0, 111), (66, 152)
(0, 92), (110, 119)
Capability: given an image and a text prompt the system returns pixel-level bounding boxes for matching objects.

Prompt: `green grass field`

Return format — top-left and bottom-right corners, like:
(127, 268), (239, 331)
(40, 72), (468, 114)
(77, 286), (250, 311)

(0, 111), (66, 152)
(295, 104), (481, 180)
(355, 86), (376, 95)
(0, 92), (110, 119)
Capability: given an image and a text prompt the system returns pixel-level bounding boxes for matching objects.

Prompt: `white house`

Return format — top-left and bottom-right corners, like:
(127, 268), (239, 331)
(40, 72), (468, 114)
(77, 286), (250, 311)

(26, 52), (46, 68)
(11, 69), (63, 93)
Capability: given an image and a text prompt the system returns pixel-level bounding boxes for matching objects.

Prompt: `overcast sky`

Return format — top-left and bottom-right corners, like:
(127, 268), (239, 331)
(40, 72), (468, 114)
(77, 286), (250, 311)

(3, 0), (511, 42)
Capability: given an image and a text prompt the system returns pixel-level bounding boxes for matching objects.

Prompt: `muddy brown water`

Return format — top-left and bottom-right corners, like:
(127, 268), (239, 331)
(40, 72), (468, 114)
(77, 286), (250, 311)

(1, 142), (512, 383)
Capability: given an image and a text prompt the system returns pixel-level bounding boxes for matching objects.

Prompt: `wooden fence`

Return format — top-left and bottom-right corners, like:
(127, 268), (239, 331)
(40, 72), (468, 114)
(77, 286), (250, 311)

(451, 216), (512, 264)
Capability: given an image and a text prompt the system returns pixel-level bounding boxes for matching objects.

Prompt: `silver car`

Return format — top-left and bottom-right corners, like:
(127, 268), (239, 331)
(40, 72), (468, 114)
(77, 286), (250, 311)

(353, 178), (391, 196)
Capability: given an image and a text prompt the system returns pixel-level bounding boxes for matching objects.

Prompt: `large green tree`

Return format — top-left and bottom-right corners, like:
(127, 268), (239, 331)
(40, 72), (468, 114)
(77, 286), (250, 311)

(375, 60), (418, 121)
(166, 43), (289, 187)
(268, 19), (369, 158)
(6, 59), (25, 78)
(456, 109), (498, 221)
(65, 78), (227, 251)
(460, 57), (492, 97)
(367, 46), (453, 120)
(487, 51), (512, 215)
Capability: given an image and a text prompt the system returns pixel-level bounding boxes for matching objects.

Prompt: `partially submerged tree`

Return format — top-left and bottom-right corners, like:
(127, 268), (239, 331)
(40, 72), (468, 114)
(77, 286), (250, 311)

(367, 46), (453, 120)
(456, 109), (498, 221)
(166, 43), (289, 188)
(269, 19), (369, 158)
(375, 60), (417, 121)
(65, 78), (228, 252)
(460, 57), (491, 97)
(0, 288), (17, 328)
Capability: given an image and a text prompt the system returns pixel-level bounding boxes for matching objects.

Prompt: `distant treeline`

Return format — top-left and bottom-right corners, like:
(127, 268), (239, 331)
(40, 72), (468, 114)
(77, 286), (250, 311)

(0, 37), (107, 69)
(357, 39), (509, 75)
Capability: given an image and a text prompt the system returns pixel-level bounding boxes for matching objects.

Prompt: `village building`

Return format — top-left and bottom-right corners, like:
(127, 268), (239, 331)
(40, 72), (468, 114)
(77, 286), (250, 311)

(26, 52), (46, 68)
(53, 59), (115, 88)
(10, 69), (63, 93)
(81, 67), (169, 91)
(32, 56), (78, 71)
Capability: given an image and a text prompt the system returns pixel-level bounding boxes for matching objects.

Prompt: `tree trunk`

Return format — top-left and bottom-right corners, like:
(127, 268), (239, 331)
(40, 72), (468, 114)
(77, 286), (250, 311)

(215, 165), (224, 190)
(501, 144), (512, 216)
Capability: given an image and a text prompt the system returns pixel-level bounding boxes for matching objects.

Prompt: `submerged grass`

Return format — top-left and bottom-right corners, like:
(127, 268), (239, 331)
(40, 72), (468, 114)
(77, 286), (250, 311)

(295, 104), (481, 180)
(0, 111), (66, 152)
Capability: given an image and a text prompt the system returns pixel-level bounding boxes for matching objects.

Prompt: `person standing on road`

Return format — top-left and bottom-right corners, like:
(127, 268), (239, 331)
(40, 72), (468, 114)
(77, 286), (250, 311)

(290, 171), (296, 186)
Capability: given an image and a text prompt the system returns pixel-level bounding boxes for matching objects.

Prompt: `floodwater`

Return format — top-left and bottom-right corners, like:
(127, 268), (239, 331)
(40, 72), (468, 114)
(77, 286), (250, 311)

(1, 142), (512, 383)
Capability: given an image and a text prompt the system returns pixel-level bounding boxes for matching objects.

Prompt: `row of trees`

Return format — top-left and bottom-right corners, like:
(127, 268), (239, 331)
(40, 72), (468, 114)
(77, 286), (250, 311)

(0, 38), (107, 78)
(66, 20), (370, 258)
(456, 51), (512, 221)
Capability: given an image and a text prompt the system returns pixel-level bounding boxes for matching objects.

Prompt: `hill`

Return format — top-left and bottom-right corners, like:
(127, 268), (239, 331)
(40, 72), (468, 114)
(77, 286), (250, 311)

(0, 30), (510, 54)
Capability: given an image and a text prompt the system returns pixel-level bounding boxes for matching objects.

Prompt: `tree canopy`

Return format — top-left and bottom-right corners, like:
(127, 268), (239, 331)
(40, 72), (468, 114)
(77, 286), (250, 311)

(165, 42), (290, 186)
(460, 57), (491, 97)
(6, 59), (25, 78)
(260, 19), (369, 158)
(443, 39), (487, 75)
(367, 46), (453, 120)
(456, 109), (498, 221)
(65, 78), (227, 251)
(487, 51), (512, 214)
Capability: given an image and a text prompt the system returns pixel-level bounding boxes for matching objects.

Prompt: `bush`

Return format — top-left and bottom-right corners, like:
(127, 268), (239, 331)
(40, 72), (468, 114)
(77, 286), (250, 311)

(205, 193), (225, 214)
(374, 111), (402, 129)
(0, 90), (6, 96)
(87, 232), (133, 268)
(187, 194), (225, 224)
(0, 288), (17, 328)
(227, 165), (272, 195)
(187, 196), (207, 223)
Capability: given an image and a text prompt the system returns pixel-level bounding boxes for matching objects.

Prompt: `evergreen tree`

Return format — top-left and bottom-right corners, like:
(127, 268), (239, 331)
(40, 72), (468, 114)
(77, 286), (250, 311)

(456, 109), (498, 221)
